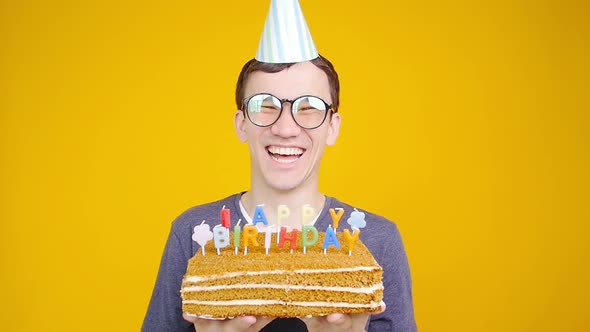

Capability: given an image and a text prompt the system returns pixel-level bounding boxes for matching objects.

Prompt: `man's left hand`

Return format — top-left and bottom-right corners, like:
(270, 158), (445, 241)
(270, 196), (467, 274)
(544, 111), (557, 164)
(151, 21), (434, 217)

(301, 302), (386, 332)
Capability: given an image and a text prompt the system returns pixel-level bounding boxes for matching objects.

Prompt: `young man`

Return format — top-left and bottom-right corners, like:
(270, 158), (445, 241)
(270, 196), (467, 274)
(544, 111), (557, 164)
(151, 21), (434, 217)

(142, 1), (416, 331)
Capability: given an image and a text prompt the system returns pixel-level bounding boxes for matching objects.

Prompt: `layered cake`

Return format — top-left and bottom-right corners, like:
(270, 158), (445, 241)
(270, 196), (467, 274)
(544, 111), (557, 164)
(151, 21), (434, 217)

(181, 231), (383, 318)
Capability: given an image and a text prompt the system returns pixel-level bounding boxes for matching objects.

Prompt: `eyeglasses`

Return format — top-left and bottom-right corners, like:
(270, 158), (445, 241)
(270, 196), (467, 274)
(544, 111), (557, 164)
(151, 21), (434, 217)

(242, 93), (335, 129)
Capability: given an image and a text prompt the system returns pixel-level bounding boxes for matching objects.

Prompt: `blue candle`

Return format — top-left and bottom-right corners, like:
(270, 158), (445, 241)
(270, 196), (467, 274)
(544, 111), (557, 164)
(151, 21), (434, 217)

(253, 204), (268, 226)
(213, 224), (230, 255)
(322, 225), (341, 254)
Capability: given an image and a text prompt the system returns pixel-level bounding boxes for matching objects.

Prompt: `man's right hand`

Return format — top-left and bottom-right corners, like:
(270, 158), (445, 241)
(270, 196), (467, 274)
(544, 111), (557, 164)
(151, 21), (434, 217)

(183, 313), (274, 332)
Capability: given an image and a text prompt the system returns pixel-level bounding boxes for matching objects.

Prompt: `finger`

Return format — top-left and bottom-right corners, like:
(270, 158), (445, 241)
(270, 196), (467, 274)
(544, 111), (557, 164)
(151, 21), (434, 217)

(230, 316), (274, 331)
(325, 313), (347, 324)
(182, 313), (197, 323)
(350, 313), (371, 331)
(373, 301), (387, 315)
(248, 316), (275, 331)
(301, 316), (321, 331)
(233, 315), (257, 328)
(303, 314), (352, 331)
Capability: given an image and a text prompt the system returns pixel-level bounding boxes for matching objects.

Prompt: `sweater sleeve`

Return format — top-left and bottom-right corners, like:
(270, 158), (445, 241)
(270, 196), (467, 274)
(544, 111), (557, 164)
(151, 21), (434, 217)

(367, 223), (417, 332)
(142, 223), (195, 332)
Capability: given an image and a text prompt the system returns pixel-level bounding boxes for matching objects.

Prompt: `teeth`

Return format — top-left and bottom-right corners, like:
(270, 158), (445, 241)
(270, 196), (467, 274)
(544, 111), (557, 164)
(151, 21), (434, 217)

(271, 155), (297, 163)
(268, 146), (303, 156)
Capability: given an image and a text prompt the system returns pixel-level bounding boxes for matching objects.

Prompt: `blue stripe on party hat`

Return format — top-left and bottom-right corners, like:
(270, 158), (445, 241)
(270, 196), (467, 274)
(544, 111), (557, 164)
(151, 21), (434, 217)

(255, 0), (319, 63)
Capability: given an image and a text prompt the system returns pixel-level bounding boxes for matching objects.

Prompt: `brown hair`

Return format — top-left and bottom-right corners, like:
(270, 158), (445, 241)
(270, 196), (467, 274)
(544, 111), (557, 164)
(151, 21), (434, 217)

(235, 54), (340, 112)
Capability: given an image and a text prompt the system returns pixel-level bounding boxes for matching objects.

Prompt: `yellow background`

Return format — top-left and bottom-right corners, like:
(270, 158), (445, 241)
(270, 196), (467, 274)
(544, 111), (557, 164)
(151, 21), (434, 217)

(1, 0), (588, 331)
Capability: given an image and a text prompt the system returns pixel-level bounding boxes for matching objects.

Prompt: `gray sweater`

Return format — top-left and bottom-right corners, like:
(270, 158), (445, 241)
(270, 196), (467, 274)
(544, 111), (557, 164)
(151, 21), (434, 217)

(142, 194), (417, 331)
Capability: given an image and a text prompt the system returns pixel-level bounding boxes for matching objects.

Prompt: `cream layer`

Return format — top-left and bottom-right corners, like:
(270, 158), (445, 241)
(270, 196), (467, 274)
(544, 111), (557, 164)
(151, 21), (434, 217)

(182, 299), (382, 308)
(181, 283), (383, 294)
(183, 266), (380, 283)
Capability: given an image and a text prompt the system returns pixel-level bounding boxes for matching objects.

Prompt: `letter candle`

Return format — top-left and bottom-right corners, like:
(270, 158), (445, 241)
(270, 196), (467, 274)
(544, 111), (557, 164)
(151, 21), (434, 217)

(301, 204), (315, 226)
(279, 227), (299, 253)
(342, 228), (361, 255)
(253, 204), (268, 226)
(262, 225), (274, 255)
(322, 225), (341, 255)
(301, 225), (319, 254)
(220, 205), (231, 228)
(242, 225), (259, 255)
(276, 205), (290, 243)
(329, 208), (344, 229)
(233, 219), (241, 255)
(213, 224), (230, 255)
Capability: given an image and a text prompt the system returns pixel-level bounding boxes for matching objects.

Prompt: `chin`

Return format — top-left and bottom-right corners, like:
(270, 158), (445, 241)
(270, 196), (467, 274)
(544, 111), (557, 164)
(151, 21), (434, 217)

(265, 175), (303, 192)
(267, 180), (300, 192)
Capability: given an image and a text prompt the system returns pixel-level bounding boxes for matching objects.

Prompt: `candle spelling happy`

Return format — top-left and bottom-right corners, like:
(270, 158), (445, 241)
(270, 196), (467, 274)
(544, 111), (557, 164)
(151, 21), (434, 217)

(276, 205), (290, 243)
(301, 204), (315, 226)
(253, 204), (268, 226)
(329, 208), (344, 229)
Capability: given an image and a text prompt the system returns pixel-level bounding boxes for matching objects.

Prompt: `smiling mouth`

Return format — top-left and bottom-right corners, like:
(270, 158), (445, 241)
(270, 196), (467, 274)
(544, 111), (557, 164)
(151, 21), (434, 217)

(266, 146), (304, 164)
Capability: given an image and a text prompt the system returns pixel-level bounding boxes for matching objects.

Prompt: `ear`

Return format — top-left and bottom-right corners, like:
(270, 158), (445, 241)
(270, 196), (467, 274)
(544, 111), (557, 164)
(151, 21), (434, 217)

(234, 110), (248, 142)
(325, 112), (341, 146)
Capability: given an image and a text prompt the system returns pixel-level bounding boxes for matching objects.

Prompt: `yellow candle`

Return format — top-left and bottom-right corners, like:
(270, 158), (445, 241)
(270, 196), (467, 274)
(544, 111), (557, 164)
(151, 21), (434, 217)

(302, 204), (315, 226)
(342, 228), (360, 253)
(329, 208), (344, 229)
(277, 205), (290, 228)
(277, 205), (290, 243)
(242, 225), (260, 247)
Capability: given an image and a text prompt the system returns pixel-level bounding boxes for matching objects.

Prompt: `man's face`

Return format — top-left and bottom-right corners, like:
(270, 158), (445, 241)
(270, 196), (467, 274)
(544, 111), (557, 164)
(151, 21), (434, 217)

(235, 61), (341, 193)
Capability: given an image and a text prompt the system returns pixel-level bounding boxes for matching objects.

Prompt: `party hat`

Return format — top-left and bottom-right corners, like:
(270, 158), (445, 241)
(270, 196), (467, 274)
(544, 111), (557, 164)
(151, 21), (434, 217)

(255, 0), (319, 63)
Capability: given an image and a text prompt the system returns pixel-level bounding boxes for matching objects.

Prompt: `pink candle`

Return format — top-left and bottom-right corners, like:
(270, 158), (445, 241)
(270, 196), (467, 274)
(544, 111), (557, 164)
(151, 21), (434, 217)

(278, 227), (299, 253)
(220, 206), (231, 228)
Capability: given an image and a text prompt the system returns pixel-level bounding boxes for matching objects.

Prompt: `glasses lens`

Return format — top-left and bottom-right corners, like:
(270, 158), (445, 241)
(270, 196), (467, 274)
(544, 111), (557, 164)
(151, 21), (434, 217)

(247, 94), (281, 126)
(292, 96), (329, 129)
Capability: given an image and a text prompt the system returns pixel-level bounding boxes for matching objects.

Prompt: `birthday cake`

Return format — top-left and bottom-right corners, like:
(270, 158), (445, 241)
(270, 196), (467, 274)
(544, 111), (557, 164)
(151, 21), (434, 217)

(181, 221), (384, 319)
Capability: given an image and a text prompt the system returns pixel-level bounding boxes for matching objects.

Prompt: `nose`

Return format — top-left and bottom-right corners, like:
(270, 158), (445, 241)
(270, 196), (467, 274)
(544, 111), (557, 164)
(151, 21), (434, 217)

(270, 104), (301, 137)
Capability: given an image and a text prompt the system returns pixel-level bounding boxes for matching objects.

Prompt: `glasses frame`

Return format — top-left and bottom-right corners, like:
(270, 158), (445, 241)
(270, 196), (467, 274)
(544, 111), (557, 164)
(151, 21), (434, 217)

(242, 93), (336, 130)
